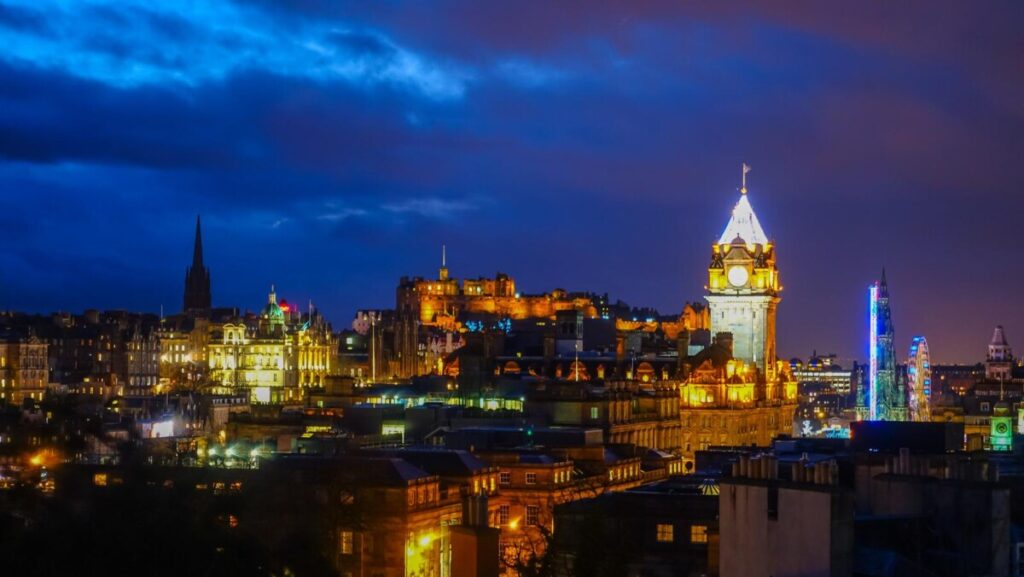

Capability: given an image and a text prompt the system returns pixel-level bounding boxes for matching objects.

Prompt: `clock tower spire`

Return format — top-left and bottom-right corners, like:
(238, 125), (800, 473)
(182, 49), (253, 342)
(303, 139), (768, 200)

(706, 166), (781, 382)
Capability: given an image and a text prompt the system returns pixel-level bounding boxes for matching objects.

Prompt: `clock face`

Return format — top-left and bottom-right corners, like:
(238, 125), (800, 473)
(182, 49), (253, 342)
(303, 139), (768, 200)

(727, 266), (749, 287)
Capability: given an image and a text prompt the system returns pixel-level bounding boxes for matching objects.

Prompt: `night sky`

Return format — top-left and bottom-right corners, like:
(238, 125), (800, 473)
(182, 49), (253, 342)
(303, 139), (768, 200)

(1, 2), (1022, 364)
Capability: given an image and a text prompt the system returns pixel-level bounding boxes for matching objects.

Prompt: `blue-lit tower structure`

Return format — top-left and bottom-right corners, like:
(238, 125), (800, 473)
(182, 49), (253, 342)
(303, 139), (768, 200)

(857, 270), (907, 421)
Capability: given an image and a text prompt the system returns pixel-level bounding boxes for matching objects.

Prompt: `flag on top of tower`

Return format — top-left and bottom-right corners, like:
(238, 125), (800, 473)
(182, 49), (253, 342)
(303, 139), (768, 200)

(719, 163), (768, 245)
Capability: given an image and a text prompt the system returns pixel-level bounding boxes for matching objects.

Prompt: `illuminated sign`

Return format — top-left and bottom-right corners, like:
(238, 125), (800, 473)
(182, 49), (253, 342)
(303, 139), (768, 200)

(992, 409), (1012, 452)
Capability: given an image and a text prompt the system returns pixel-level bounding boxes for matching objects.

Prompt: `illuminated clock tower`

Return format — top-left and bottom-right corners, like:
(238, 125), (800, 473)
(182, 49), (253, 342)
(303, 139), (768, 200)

(706, 166), (781, 382)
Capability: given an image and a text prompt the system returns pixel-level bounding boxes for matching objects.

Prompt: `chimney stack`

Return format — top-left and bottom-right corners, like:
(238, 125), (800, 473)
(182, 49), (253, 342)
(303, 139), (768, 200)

(677, 330), (691, 379)
(715, 332), (734, 355)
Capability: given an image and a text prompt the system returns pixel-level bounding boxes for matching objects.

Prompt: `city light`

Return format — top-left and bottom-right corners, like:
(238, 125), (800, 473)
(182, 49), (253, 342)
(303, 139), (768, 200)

(908, 336), (932, 422)
(0, 7), (1014, 576)
(869, 282), (878, 421)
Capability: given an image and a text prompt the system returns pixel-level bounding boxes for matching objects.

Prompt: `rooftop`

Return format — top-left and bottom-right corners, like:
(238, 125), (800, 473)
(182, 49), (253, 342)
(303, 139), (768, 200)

(718, 191), (768, 245)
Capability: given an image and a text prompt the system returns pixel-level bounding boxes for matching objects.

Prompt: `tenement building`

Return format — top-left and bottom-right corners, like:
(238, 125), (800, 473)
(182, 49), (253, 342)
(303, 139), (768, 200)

(0, 333), (48, 403)
(0, 310), (161, 398)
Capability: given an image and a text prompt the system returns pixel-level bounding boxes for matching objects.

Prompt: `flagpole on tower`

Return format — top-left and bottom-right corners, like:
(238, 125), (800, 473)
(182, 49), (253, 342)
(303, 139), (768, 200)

(741, 163), (751, 194)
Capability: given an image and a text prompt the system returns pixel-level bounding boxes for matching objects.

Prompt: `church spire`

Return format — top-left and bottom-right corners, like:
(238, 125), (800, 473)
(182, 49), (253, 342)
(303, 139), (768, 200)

(193, 215), (204, 268)
(183, 214), (212, 313)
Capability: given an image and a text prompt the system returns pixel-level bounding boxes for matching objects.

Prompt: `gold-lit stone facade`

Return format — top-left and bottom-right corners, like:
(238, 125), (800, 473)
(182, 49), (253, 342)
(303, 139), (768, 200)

(161, 287), (337, 403)
(208, 324), (335, 403)
(158, 318), (211, 386)
(679, 354), (797, 464)
(0, 336), (48, 403)
(397, 268), (597, 328)
(613, 303), (710, 339)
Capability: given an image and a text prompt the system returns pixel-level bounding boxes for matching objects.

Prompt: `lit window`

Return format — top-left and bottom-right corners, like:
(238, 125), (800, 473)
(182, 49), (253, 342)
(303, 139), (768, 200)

(499, 472), (511, 485)
(525, 472), (537, 485)
(690, 525), (708, 543)
(93, 473), (108, 486)
(498, 505), (509, 525)
(656, 523), (674, 543)
(590, 406), (599, 419)
(340, 530), (354, 555)
(526, 505), (539, 526)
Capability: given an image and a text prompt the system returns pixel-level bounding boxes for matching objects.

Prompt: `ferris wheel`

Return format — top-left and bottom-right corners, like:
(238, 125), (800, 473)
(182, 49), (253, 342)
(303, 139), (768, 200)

(908, 336), (932, 422)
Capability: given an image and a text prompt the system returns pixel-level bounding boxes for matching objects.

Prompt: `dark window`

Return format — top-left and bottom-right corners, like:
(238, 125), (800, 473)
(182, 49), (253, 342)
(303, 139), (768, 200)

(767, 486), (779, 520)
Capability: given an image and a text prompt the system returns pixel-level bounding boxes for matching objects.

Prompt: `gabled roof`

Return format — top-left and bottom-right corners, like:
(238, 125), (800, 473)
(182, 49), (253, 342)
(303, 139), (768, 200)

(718, 193), (768, 245)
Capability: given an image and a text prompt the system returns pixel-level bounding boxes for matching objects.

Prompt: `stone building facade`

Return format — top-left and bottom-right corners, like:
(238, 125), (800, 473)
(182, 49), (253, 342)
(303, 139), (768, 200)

(0, 335), (48, 403)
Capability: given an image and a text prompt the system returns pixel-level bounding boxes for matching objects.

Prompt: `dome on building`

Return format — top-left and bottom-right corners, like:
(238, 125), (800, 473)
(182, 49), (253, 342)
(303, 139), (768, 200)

(262, 285), (285, 323)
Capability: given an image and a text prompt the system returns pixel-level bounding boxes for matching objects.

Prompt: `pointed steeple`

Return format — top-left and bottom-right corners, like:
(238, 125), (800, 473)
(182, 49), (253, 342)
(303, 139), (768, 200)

(718, 193), (769, 245)
(192, 215), (204, 268)
(183, 214), (212, 313)
(719, 163), (767, 245)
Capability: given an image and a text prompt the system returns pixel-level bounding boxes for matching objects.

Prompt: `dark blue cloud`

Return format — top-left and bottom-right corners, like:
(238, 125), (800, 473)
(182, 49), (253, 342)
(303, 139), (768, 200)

(0, 4), (49, 34)
(0, 1), (1022, 362)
